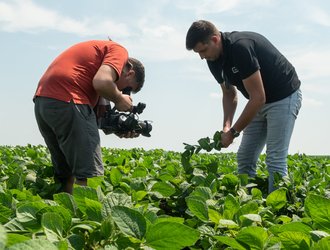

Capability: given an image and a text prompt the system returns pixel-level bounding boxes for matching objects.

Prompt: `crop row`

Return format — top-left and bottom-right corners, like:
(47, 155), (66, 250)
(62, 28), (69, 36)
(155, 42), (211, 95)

(0, 145), (329, 249)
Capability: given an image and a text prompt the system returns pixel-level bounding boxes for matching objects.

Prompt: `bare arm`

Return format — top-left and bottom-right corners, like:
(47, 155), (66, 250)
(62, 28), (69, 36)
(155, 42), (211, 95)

(93, 64), (132, 111)
(232, 70), (266, 132)
(221, 83), (238, 132)
(221, 70), (266, 147)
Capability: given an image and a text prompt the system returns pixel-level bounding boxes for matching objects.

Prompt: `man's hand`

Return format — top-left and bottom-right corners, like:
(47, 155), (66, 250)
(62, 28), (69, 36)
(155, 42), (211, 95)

(115, 131), (140, 138)
(220, 130), (234, 148)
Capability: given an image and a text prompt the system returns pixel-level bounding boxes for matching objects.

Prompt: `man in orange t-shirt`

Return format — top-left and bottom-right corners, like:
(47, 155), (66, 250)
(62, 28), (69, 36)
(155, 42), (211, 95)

(34, 40), (145, 193)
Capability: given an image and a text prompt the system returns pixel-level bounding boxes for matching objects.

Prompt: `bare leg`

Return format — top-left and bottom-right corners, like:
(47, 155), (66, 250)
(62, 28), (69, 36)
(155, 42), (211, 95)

(62, 176), (75, 194)
(61, 177), (87, 194)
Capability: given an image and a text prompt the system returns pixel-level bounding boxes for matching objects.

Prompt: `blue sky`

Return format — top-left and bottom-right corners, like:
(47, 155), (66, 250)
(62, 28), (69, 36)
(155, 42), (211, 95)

(0, 0), (329, 155)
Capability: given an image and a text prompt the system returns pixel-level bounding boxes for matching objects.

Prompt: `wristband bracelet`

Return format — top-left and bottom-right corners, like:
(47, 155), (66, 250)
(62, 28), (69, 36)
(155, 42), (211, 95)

(230, 127), (240, 138)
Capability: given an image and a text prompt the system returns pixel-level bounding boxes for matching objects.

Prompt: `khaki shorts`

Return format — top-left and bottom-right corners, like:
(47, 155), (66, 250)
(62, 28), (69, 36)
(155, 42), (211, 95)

(34, 97), (104, 180)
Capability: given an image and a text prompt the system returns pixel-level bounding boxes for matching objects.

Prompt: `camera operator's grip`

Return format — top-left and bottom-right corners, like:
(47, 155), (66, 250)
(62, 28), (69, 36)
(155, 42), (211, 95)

(114, 94), (133, 112)
(98, 99), (152, 137)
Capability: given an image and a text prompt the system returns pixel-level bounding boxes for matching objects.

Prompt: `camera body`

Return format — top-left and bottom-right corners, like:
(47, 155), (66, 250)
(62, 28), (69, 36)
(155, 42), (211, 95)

(98, 102), (152, 137)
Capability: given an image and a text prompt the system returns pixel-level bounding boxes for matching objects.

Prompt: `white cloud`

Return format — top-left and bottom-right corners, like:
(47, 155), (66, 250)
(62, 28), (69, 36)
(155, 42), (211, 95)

(308, 5), (330, 27)
(176, 0), (240, 15)
(175, 0), (274, 16)
(290, 49), (330, 81)
(123, 22), (188, 61)
(302, 97), (323, 107)
(0, 0), (184, 61)
(0, 0), (129, 37)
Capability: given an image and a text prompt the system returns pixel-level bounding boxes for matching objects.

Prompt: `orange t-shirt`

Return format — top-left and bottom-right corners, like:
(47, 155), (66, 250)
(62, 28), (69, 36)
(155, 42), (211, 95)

(34, 40), (128, 107)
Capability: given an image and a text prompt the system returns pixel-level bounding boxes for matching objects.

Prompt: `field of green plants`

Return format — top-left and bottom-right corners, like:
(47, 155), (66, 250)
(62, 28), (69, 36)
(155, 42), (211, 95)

(0, 142), (330, 249)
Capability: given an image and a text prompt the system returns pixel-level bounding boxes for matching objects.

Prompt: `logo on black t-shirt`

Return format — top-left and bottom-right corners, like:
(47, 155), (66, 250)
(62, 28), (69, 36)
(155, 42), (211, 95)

(231, 67), (239, 74)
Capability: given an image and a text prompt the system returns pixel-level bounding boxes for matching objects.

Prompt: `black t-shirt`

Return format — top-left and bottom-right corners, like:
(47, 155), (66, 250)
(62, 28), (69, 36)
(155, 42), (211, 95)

(207, 31), (301, 103)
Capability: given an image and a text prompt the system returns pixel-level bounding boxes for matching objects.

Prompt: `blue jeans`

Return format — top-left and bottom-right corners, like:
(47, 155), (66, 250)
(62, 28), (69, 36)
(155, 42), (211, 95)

(237, 89), (302, 193)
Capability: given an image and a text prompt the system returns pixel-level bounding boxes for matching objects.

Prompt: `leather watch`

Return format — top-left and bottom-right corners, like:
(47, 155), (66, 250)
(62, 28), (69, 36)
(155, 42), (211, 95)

(230, 127), (240, 138)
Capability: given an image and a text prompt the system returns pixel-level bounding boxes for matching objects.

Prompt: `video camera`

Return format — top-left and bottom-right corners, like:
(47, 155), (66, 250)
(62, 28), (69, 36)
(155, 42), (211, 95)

(98, 102), (152, 137)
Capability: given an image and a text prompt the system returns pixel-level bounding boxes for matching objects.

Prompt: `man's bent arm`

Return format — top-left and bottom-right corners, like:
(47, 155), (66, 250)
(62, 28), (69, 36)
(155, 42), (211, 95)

(231, 70), (266, 132)
(93, 65), (132, 111)
(221, 83), (238, 132)
(93, 65), (123, 103)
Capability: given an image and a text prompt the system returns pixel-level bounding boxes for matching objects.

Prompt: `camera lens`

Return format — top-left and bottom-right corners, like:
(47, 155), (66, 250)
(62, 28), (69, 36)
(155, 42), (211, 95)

(138, 121), (152, 137)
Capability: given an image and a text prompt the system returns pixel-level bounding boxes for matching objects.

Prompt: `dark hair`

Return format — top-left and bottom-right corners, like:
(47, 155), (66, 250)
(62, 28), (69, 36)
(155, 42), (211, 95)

(186, 20), (219, 50)
(127, 57), (145, 93)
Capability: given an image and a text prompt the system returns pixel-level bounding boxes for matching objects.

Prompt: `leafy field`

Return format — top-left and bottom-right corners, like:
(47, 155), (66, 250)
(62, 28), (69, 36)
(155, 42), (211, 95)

(0, 144), (330, 249)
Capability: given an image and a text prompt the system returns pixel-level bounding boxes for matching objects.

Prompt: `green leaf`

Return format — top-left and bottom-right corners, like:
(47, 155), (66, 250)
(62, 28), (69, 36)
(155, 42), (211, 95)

(67, 234), (85, 250)
(198, 137), (212, 151)
(219, 219), (239, 229)
(0, 204), (13, 224)
(0, 224), (7, 250)
(305, 194), (330, 232)
(154, 216), (185, 225)
(119, 182), (131, 193)
(277, 222), (313, 235)
(6, 239), (58, 250)
(70, 223), (96, 232)
(213, 131), (223, 150)
(100, 217), (115, 238)
(236, 226), (268, 250)
(6, 234), (30, 247)
(278, 231), (311, 250)
(87, 176), (104, 189)
(144, 210), (158, 224)
(213, 236), (245, 250)
(132, 190), (147, 201)
(190, 186), (212, 200)
(223, 194), (240, 220)
(53, 192), (77, 216)
(110, 167), (122, 186)
(73, 186), (99, 214)
(146, 221), (200, 250)
(251, 188), (263, 200)
(56, 240), (69, 250)
(0, 192), (13, 208)
(312, 236), (330, 249)
(3, 218), (24, 231)
(222, 173), (239, 190)
(38, 205), (72, 234)
(266, 187), (287, 211)
(238, 201), (259, 216)
(115, 234), (141, 249)
(111, 206), (146, 240)
(26, 148), (38, 159)
(208, 209), (222, 224)
(186, 196), (209, 221)
(181, 149), (193, 174)
(151, 182), (176, 197)
(41, 212), (63, 242)
(240, 214), (262, 225)
(310, 230), (330, 242)
(85, 198), (103, 222)
(158, 172), (174, 182)
(16, 201), (47, 231)
(131, 167), (148, 178)
(191, 174), (206, 186)
(101, 191), (132, 219)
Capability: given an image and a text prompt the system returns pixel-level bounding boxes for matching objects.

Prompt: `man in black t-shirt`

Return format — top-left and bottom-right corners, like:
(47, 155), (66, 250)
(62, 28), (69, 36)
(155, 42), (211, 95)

(186, 20), (302, 193)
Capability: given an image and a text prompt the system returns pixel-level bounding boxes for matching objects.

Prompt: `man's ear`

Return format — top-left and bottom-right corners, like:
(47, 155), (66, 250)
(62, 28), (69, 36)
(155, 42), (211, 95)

(210, 35), (220, 44)
(127, 69), (135, 79)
